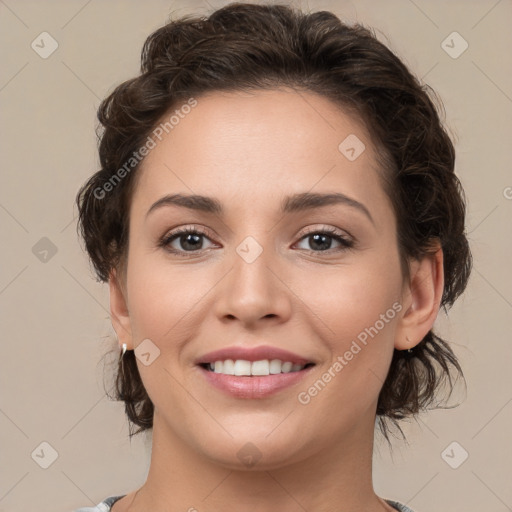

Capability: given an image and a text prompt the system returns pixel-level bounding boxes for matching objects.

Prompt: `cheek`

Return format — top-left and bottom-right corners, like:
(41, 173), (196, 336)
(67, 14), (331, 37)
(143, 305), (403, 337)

(309, 252), (402, 340)
(125, 249), (209, 340)
(303, 246), (403, 397)
(331, 271), (400, 341)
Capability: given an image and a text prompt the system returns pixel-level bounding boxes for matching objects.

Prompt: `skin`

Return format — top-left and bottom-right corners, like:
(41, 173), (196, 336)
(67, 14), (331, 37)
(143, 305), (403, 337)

(109, 88), (443, 512)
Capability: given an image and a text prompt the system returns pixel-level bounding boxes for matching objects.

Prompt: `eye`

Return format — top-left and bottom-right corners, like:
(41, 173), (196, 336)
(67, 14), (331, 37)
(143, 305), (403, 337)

(159, 226), (216, 256)
(159, 225), (354, 257)
(294, 227), (354, 253)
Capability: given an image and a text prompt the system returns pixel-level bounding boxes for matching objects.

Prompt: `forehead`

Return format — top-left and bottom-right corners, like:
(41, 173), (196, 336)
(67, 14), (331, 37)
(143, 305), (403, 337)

(131, 88), (392, 222)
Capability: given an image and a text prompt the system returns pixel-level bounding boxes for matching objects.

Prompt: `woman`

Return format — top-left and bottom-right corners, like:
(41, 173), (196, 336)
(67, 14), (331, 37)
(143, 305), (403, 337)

(73, 2), (471, 511)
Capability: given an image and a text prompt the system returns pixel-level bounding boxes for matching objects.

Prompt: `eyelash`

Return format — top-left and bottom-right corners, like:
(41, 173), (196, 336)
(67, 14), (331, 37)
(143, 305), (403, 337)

(158, 225), (355, 257)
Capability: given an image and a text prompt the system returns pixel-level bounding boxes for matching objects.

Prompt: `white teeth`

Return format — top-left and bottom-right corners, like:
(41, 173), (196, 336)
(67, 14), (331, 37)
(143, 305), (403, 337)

(269, 359), (282, 374)
(234, 360), (251, 376)
(208, 359), (308, 376)
(281, 362), (293, 373)
(251, 360), (270, 376)
(222, 359), (235, 375)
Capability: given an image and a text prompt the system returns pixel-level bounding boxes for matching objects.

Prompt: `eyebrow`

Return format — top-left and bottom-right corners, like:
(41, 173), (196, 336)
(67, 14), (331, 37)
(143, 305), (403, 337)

(146, 192), (374, 224)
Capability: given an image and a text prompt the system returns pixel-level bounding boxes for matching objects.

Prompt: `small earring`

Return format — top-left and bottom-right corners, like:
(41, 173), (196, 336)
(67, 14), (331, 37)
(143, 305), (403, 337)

(120, 343), (128, 380)
(405, 336), (413, 354)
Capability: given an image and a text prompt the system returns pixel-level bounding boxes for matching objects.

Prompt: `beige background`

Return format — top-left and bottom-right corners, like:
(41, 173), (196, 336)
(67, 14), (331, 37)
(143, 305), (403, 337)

(1, 0), (511, 511)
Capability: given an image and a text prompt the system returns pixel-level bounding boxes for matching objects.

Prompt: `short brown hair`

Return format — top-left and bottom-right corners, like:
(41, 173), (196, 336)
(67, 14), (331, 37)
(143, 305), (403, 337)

(76, 2), (471, 442)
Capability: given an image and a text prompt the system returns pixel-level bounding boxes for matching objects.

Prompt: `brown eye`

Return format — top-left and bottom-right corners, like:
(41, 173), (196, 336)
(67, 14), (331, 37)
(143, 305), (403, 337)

(295, 228), (354, 253)
(160, 227), (216, 256)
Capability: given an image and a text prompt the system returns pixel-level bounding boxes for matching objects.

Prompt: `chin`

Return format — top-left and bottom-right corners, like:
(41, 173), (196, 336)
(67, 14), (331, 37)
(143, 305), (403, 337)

(195, 432), (312, 472)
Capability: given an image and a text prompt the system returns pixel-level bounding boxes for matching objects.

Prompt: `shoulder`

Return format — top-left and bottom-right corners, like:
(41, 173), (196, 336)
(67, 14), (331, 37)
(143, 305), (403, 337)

(385, 500), (416, 512)
(71, 495), (125, 512)
(74, 496), (414, 512)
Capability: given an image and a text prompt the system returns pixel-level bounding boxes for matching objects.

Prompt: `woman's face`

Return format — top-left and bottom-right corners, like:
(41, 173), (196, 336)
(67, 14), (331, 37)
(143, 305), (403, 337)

(112, 88), (408, 468)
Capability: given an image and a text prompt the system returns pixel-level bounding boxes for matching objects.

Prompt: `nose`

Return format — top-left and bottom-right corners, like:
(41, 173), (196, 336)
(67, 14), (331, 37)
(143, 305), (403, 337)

(213, 242), (293, 328)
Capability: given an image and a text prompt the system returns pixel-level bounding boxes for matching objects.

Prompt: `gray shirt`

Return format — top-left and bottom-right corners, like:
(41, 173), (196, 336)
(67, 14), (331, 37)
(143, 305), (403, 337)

(72, 495), (416, 511)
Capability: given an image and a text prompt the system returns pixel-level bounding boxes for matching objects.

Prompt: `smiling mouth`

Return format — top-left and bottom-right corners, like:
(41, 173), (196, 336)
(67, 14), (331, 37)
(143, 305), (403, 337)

(198, 359), (316, 376)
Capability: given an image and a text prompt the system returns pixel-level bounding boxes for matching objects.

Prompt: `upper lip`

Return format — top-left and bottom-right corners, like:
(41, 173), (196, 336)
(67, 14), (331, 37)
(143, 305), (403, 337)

(195, 345), (315, 366)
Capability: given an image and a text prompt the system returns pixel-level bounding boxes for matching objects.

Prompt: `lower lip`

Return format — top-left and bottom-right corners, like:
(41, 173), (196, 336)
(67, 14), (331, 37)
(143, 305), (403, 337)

(198, 365), (315, 399)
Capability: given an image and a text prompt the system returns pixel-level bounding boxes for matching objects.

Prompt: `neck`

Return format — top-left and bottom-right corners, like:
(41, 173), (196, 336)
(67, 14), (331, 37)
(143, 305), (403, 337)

(126, 410), (391, 512)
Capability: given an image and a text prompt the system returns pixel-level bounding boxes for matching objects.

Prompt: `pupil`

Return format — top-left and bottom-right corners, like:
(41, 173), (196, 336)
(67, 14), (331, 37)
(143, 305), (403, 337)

(311, 234), (330, 251)
(183, 233), (201, 250)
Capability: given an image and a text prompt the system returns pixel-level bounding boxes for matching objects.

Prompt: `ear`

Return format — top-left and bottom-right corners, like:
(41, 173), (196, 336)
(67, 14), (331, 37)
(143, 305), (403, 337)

(109, 268), (133, 350)
(395, 245), (444, 351)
